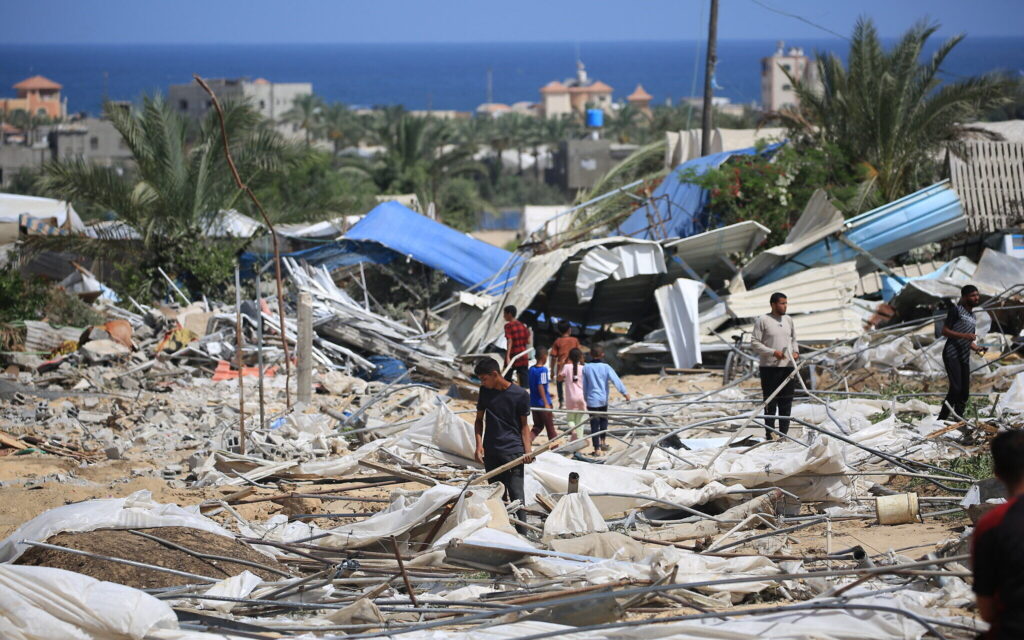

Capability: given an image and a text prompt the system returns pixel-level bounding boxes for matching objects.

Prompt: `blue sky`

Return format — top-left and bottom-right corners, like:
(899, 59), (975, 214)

(3, 0), (1021, 44)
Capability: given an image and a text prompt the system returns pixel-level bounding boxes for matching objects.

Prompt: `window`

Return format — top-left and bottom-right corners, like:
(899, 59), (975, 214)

(179, 99), (188, 110)
(781, 64), (791, 71)
(89, 136), (99, 151)
(206, 100), (212, 108)
(782, 84), (792, 91)
(259, 100), (266, 109)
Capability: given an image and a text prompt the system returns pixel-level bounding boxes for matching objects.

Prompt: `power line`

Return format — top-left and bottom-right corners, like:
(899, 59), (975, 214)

(748, 0), (850, 42)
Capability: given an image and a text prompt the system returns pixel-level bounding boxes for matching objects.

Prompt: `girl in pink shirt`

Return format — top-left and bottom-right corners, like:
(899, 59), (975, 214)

(560, 348), (586, 440)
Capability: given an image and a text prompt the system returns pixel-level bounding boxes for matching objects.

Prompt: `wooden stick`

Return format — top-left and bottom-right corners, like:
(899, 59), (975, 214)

(390, 536), (418, 607)
(235, 265), (246, 455)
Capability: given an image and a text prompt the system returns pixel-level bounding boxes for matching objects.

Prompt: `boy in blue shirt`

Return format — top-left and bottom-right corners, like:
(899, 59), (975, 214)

(528, 346), (556, 440)
(582, 346), (630, 454)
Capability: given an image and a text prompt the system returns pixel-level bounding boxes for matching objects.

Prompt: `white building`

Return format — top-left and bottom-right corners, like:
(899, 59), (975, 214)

(168, 77), (313, 138)
(760, 42), (818, 112)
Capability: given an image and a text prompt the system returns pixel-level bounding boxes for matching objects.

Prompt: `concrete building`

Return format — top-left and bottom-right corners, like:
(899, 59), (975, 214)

(680, 96), (748, 119)
(0, 76), (67, 120)
(168, 77), (313, 135)
(760, 42), (818, 112)
(45, 117), (134, 168)
(540, 61), (613, 118)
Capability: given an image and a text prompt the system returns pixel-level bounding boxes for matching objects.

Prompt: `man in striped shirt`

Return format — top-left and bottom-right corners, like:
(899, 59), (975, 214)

(939, 284), (985, 421)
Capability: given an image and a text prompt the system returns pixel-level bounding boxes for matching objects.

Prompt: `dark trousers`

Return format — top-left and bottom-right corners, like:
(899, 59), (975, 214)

(556, 380), (564, 406)
(759, 367), (795, 438)
(505, 366), (529, 388)
(484, 452), (527, 534)
(587, 405), (608, 449)
(531, 409), (556, 439)
(939, 353), (970, 420)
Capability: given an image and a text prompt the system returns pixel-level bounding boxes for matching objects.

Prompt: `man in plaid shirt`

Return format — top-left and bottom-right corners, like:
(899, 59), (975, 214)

(503, 305), (531, 388)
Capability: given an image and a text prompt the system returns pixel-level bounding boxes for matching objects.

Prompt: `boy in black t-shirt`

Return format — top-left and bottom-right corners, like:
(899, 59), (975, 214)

(473, 357), (533, 533)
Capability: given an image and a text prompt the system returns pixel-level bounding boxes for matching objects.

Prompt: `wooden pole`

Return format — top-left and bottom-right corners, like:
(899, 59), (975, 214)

(234, 266), (246, 455)
(297, 291), (313, 404)
(700, 0), (719, 157)
(255, 267), (266, 429)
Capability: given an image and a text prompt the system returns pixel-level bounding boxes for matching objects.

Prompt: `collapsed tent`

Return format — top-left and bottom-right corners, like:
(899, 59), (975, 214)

(614, 143), (784, 241)
(754, 180), (966, 286)
(343, 201), (522, 293)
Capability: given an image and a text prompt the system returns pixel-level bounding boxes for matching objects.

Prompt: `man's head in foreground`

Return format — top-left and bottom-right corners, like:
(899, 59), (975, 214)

(475, 357), (508, 390)
(992, 430), (1024, 496)
(503, 305), (517, 322)
(770, 292), (788, 316)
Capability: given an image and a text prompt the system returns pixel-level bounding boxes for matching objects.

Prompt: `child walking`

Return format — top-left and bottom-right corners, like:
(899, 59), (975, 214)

(560, 348), (587, 441)
(582, 346), (630, 455)
(549, 320), (580, 409)
(528, 346), (557, 440)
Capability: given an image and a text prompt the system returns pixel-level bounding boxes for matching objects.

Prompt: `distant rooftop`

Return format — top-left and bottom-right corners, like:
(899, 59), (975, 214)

(14, 75), (62, 91)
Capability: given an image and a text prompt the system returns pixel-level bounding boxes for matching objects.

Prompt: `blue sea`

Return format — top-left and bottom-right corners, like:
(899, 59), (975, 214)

(1, 39), (1022, 115)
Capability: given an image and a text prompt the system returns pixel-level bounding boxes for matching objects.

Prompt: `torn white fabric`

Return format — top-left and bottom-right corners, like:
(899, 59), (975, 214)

(525, 452), (736, 516)
(996, 372), (1024, 414)
(320, 484), (462, 549)
(543, 491), (609, 540)
(576, 242), (666, 303)
(197, 571), (262, 613)
(655, 278), (706, 368)
(0, 490), (234, 563)
(0, 564), (179, 640)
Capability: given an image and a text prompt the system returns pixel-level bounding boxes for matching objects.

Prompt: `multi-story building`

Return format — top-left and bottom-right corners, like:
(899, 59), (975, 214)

(167, 77), (313, 137)
(760, 42), (818, 112)
(540, 61), (613, 118)
(0, 76), (67, 120)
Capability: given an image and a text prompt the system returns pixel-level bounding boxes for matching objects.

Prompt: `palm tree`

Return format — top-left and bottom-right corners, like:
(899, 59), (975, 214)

(345, 113), (486, 211)
(782, 18), (1016, 202)
(40, 95), (286, 298)
(281, 94), (324, 145)
(320, 102), (363, 155)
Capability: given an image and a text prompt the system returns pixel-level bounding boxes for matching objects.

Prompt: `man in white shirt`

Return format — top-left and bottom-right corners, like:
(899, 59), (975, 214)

(750, 292), (799, 439)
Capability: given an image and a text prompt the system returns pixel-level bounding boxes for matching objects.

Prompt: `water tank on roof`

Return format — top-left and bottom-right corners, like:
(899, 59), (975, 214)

(585, 108), (604, 128)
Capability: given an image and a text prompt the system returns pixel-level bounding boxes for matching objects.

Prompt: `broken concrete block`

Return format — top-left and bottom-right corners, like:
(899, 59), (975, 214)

(80, 339), (131, 363)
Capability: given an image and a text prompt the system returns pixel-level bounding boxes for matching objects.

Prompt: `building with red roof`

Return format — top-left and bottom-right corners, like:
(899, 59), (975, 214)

(1, 75), (67, 120)
(539, 62), (616, 118)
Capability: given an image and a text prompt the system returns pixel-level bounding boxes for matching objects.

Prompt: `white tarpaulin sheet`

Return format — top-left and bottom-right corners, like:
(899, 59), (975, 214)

(576, 242), (666, 303)
(0, 564), (179, 640)
(543, 491), (609, 540)
(0, 490), (235, 563)
(655, 278), (705, 368)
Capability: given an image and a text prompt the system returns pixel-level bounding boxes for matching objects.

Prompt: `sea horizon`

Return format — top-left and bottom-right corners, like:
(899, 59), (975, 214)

(3, 37), (1022, 116)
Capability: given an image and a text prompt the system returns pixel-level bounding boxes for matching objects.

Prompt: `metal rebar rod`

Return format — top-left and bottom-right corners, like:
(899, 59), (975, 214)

(127, 529), (292, 578)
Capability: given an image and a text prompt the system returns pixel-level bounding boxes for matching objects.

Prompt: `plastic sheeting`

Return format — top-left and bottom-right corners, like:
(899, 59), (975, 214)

(525, 452), (737, 517)
(996, 372), (1024, 414)
(655, 278), (705, 368)
(0, 564), (179, 640)
(0, 490), (235, 563)
(575, 241), (667, 303)
(542, 492), (609, 540)
(345, 201), (521, 292)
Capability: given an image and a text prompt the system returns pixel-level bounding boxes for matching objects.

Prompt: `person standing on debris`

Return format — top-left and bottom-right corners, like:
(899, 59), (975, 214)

(939, 285), (986, 421)
(549, 320), (580, 409)
(582, 346), (630, 455)
(529, 346), (557, 441)
(561, 347), (587, 442)
(751, 292), (799, 440)
(972, 429), (1024, 638)
(473, 357), (533, 533)
(503, 305), (532, 388)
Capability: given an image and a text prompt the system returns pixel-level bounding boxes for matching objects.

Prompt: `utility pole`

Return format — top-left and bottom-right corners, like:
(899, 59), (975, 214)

(700, 0), (719, 157)
(486, 67), (493, 104)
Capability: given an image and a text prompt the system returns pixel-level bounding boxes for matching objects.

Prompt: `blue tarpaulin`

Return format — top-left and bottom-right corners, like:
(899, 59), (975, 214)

(240, 202), (521, 293)
(344, 201), (520, 293)
(614, 143), (783, 241)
